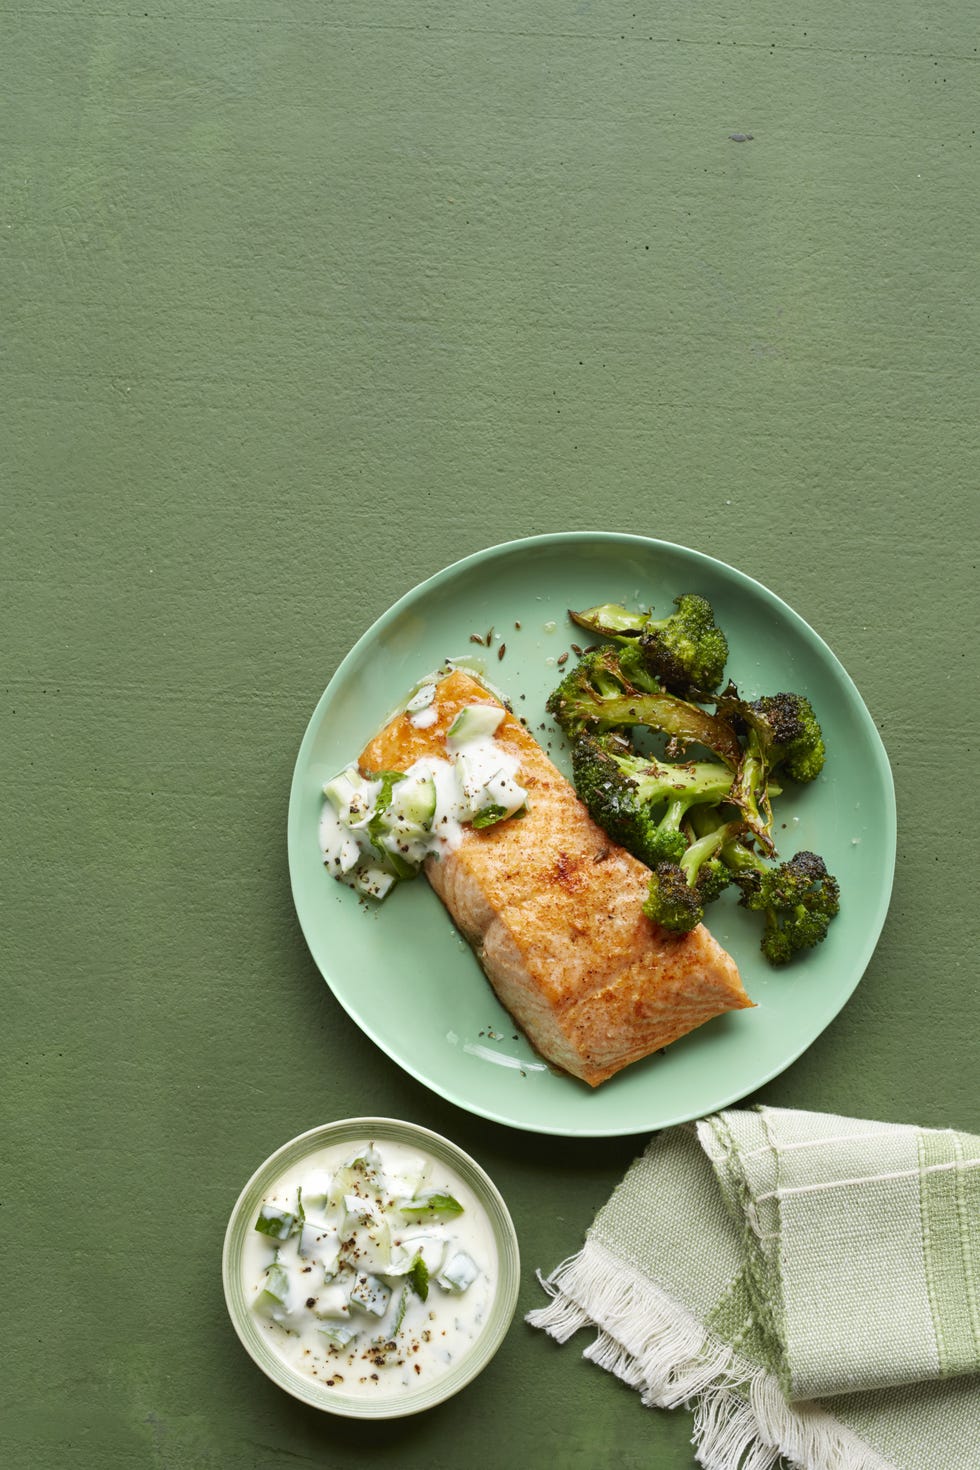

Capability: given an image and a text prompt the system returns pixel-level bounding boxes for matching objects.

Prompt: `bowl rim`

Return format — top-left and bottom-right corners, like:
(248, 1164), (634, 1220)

(222, 1116), (521, 1418)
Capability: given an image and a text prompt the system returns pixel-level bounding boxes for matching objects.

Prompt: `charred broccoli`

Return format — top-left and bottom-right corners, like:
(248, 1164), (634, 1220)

(642, 819), (744, 932)
(569, 593), (729, 696)
(549, 589), (840, 965)
(723, 843), (841, 965)
(736, 691), (826, 783)
(546, 647), (742, 766)
(572, 733), (734, 868)
(715, 689), (826, 853)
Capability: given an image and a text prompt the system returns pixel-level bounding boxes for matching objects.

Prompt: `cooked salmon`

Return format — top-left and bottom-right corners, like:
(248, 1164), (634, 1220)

(359, 668), (753, 1087)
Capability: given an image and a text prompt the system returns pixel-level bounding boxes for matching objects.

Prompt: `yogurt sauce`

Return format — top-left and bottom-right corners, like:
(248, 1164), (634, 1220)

(241, 1137), (498, 1398)
(319, 698), (528, 901)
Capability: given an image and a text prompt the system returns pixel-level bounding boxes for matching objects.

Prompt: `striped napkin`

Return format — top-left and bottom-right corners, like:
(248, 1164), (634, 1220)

(527, 1108), (980, 1470)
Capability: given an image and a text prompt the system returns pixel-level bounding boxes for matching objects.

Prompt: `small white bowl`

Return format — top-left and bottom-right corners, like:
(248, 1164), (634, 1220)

(222, 1117), (520, 1417)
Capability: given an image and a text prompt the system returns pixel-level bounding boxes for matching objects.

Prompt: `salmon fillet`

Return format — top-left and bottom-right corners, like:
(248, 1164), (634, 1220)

(359, 669), (753, 1087)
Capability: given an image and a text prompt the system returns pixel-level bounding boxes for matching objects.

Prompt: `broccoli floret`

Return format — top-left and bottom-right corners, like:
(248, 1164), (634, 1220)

(642, 820), (743, 933)
(546, 648), (742, 766)
(569, 593), (729, 696)
(572, 734), (734, 868)
(743, 693), (826, 783)
(715, 688), (827, 853)
(724, 844), (840, 965)
(639, 594), (729, 695)
(719, 689), (826, 782)
(644, 862), (705, 931)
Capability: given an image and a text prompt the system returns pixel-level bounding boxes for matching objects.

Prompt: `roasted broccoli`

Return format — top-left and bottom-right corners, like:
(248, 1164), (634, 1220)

(569, 593), (729, 696)
(550, 591), (840, 964)
(572, 733), (735, 868)
(715, 689), (826, 853)
(738, 692), (826, 783)
(546, 648), (742, 766)
(642, 819), (744, 932)
(723, 843), (841, 965)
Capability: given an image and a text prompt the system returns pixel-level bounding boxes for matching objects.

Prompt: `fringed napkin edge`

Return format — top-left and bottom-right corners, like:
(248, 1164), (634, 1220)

(526, 1236), (895, 1470)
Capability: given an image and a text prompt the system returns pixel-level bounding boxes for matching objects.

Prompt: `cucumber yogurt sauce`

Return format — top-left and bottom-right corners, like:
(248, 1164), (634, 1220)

(319, 694), (528, 901)
(242, 1137), (498, 1398)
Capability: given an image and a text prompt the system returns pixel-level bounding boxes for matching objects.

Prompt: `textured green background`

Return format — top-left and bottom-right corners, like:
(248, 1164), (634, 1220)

(4, 2), (977, 1467)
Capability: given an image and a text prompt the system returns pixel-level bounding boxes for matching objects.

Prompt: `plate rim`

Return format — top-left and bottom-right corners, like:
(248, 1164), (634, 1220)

(287, 532), (897, 1137)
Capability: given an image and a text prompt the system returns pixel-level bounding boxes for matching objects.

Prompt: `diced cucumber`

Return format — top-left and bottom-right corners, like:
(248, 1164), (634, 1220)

(254, 1203), (298, 1241)
(351, 866), (397, 900)
(341, 1192), (393, 1270)
(387, 772), (437, 830)
(349, 1274), (391, 1317)
(446, 704), (504, 745)
(343, 1193), (383, 1225)
(322, 767), (376, 828)
(340, 1146), (382, 1177)
(298, 1219), (340, 1273)
(299, 1170), (333, 1208)
(485, 769), (527, 810)
(388, 1233), (446, 1277)
(253, 1260), (292, 1319)
(323, 832), (361, 875)
(264, 1262), (291, 1304)
(365, 770), (406, 841)
(387, 1254), (428, 1339)
(436, 1251), (479, 1295)
(454, 751), (496, 800)
(470, 771), (527, 828)
(322, 767), (361, 809)
(405, 683), (437, 713)
(329, 1149), (382, 1205)
(318, 1322), (358, 1349)
(310, 1279), (352, 1320)
(400, 1156), (432, 1198)
(342, 1222), (392, 1273)
(373, 835), (424, 879)
(397, 1191), (464, 1219)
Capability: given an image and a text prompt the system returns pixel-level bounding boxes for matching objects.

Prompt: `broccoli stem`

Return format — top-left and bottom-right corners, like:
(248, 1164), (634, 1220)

(683, 820), (746, 880)
(727, 739), (776, 855)
(576, 689), (742, 767)
(568, 603), (648, 636)
(720, 836), (767, 878)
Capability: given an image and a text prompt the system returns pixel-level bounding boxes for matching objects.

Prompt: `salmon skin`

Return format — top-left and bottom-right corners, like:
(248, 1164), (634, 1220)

(359, 669), (753, 1087)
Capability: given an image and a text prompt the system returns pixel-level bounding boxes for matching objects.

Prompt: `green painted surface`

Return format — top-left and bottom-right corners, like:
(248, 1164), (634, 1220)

(3, 2), (977, 1466)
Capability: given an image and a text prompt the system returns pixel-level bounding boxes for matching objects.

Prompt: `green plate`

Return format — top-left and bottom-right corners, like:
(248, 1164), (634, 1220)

(287, 534), (895, 1137)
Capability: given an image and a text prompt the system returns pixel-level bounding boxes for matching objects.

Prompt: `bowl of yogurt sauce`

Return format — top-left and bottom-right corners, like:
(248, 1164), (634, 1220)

(222, 1117), (520, 1417)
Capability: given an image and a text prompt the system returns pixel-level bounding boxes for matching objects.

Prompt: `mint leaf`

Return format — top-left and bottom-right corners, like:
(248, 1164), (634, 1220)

(398, 1192), (464, 1218)
(366, 770), (406, 849)
(472, 804), (508, 830)
(408, 1253), (429, 1302)
(391, 1282), (410, 1336)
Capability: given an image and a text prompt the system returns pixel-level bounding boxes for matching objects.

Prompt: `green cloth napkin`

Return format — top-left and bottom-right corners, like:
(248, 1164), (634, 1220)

(527, 1108), (980, 1470)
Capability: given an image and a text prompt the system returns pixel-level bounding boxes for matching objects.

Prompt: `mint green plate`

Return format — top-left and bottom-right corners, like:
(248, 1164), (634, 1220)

(287, 533), (896, 1137)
